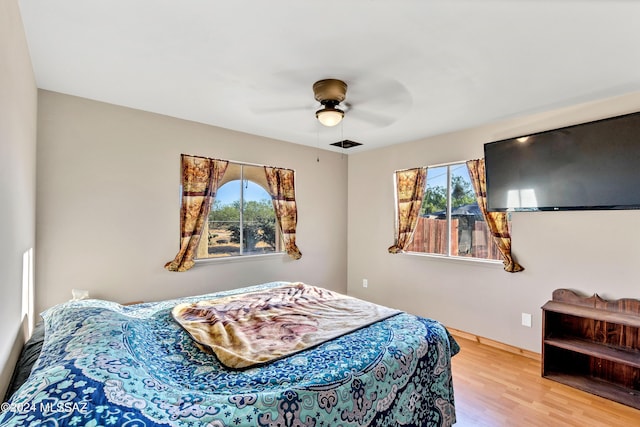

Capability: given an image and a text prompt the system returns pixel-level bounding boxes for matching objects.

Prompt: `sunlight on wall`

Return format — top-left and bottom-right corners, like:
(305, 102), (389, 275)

(21, 248), (34, 340)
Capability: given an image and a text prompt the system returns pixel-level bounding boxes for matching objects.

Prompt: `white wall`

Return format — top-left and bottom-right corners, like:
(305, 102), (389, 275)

(36, 90), (348, 314)
(0, 0), (37, 399)
(347, 92), (640, 353)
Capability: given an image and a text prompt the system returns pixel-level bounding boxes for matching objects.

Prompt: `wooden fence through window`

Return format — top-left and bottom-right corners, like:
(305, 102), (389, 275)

(405, 217), (502, 260)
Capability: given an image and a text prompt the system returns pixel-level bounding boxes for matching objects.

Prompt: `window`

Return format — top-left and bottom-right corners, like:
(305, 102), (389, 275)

(405, 162), (502, 261)
(196, 163), (282, 259)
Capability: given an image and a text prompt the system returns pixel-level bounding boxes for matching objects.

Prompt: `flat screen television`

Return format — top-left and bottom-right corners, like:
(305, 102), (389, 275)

(484, 111), (640, 212)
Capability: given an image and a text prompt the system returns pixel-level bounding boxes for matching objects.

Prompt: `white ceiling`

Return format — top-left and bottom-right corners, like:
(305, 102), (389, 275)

(18, 0), (640, 153)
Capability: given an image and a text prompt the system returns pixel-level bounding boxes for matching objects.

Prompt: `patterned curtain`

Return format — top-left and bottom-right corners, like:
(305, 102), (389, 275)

(165, 155), (229, 272)
(388, 167), (427, 254)
(264, 167), (302, 260)
(466, 159), (524, 273)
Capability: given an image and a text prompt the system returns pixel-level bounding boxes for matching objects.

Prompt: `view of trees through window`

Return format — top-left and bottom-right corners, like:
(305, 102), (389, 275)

(196, 164), (281, 259)
(421, 167), (477, 216)
(405, 163), (502, 261)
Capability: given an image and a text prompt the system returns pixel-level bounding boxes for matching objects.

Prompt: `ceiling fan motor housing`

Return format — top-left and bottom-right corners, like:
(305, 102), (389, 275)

(313, 79), (348, 104)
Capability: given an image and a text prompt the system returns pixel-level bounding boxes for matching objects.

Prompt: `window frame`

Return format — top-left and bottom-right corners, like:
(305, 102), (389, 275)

(194, 160), (285, 263)
(402, 160), (503, 265)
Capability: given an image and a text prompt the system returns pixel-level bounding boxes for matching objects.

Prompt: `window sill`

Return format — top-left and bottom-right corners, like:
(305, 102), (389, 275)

(399, 251), (504, 267)
(194, 252), (287, 266)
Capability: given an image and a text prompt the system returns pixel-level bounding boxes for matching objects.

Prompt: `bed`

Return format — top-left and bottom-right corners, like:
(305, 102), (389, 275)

(0, 281), (459, 426)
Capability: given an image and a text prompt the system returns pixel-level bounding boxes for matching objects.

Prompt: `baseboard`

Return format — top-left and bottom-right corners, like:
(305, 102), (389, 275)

(447, 327), (541, 361)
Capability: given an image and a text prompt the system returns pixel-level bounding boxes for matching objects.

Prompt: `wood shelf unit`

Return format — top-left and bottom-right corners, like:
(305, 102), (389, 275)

(542, 289), (640, 410)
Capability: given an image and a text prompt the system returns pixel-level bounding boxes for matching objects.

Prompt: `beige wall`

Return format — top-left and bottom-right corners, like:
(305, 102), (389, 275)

(35, 91), (348, 314)
(0, 0), (38, 399)
(35, 88), (640, 355)
(347, 92), (640, 353)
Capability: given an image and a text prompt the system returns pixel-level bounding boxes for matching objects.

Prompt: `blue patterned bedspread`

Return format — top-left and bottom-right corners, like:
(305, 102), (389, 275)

(0, 282), (459, 427)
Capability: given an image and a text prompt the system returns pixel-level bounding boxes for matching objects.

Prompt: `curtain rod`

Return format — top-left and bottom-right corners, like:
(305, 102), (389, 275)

(181, 153), (294, 172)
(427, 159), (481, 168)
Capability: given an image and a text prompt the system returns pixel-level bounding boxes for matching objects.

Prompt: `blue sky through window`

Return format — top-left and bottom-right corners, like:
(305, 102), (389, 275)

(427, 163), (470, 189)
(215, 180), (271, 205)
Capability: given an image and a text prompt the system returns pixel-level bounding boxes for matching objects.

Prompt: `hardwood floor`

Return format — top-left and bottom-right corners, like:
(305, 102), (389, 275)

(450, 336), (640, 427)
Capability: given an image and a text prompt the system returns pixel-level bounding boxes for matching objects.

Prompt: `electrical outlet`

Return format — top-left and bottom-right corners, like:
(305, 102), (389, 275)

(521, 312), (532, 328)
(362, 279), (368, 288)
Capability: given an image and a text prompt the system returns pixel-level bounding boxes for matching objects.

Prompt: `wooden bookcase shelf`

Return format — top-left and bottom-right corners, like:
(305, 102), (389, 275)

(544, 337), (640, 368)
(542, 289), (640, 410)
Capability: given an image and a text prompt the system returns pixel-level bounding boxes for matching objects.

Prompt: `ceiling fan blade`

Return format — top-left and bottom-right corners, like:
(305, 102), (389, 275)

(347, 107), (397, 127)
(250, 104), (314, 115)
(348, 75), (411, 104)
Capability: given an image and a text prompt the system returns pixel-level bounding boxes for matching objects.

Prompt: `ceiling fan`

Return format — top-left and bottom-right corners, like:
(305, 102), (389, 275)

(249, 72), (411, 131)
(310, 76), (413, 129)
(313, 78), (348, 127)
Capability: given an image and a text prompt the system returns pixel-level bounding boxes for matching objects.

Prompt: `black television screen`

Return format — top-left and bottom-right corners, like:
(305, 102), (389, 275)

(484, 111), (640, 212)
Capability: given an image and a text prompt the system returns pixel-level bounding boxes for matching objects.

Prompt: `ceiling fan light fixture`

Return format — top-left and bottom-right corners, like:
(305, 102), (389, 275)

(316, 105), (344, 127)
